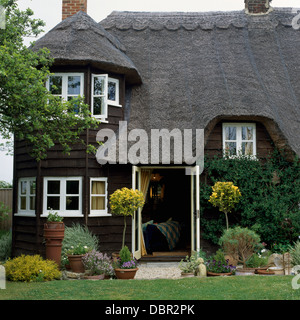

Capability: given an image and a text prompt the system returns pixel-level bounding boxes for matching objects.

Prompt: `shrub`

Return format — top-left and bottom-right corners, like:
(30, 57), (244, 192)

(61, 223), (99, 267)
(289, 240), (300, 267)
(219, 226), (261, 267)
(200, 150), (300, 247)
(0, 230), (11, 261)
(5, 255), (61, 282)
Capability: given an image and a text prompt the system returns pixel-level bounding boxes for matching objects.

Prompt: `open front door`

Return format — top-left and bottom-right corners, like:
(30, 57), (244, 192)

(132, 166), (142, 259)
(191, 165), (200, 253)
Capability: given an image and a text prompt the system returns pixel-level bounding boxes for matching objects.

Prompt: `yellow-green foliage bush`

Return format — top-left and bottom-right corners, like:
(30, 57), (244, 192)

(5, 255), (61, 282)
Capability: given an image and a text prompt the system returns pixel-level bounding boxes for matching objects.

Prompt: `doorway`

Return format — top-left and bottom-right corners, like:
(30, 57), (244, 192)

(132, 166), (200, 261)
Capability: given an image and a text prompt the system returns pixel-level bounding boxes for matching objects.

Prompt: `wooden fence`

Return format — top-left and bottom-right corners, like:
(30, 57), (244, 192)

(0, 188), (12, 231)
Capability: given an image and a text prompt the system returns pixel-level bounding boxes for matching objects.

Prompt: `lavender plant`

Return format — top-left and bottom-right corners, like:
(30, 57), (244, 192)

(82, 250), (114, 277)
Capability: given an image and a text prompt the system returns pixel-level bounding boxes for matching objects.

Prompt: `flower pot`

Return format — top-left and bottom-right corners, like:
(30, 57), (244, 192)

(44, 222), (65, 267)
(67, 254), (85, 273)
(256, 269), (275, 275)
(268, 267), (284, 275)
(254, 267), (268, 274)
(181, 272), (195, 278)
(207, 271), (233, 277)
(84, 274), (105, 280)
(114, 268), (138, 280)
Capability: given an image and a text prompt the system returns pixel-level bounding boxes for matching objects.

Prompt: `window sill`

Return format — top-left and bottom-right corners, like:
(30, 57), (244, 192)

(223, 154), (258, 160)
(40, 213), (84, 218)
(108, 103), (122, 108)
(88, 213), (112, 217)
(14, 213), (36, 217)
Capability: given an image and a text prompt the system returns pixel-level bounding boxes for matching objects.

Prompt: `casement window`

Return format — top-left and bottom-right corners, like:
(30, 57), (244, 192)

(42, 177), (83, 217)
(91, 74), (120, 120)
(17, 178), (36, 216)
(46, 73), (84, 113)
(89, 178), (110, 216)
(222, 123), (256, 157)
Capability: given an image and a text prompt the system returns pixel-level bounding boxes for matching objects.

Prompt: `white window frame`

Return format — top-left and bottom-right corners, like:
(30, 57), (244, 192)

(91, 74), (121, 121)
(107, 77), (121, 107)
(222, 123), (257, 158)
(15, 177), (36, 217)
(89, 177), (110, 217)
(46, 73), (84, 101)
(42, 177), (83, 217)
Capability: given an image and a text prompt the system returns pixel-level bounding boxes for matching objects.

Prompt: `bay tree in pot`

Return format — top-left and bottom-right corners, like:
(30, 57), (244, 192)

(109, 188), (145, 260)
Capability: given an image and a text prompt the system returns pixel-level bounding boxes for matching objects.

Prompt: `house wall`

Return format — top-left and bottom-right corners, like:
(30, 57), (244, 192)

(12, 65), (132, 257)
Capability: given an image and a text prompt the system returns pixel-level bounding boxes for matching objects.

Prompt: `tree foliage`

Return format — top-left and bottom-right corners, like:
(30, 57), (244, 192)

(0, 0), (99, 160)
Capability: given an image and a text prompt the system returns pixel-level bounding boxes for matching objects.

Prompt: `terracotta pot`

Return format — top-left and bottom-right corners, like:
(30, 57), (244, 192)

(254, 267), (268, 274)
(44, 222), (65, 267)
(84, 274), (105, 280)
(114, 268), (138, 280)
(181, 272), (195, 278)
(256, 269), (275, 275)
(67, 254), (85, 273)
(207, 271), (233, 277)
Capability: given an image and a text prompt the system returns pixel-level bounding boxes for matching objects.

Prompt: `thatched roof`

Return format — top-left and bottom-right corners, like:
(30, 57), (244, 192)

(32, 11), (141, 84)
(100, 8), (300, 158)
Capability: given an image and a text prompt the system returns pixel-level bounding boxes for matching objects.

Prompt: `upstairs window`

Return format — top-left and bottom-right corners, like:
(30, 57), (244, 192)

(222, 123), (256, 158)
(46, 73), (84, 113)
(91, 74), (120, 120)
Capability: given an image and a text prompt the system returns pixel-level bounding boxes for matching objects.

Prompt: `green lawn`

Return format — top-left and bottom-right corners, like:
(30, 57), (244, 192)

(1, 275), (300, 300)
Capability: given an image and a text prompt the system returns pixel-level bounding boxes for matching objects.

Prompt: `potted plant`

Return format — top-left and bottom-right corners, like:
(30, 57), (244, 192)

(179, 252), (204, 277)
(205, 250), (236, 276)
(66, 244), (91, 273)
(82, 250), (115, 279)
(109, 187), (145, 260)
(43, 210), (65, 267)
(113, 245), (139, 279)
(209, 182), (241, 230)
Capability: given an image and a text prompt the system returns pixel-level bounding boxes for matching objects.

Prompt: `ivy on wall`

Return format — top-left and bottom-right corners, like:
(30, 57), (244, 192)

(200, 149), (300, 250)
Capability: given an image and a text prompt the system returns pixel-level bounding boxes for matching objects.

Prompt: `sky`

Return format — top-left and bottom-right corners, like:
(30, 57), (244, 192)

(0, 0), (299, 183)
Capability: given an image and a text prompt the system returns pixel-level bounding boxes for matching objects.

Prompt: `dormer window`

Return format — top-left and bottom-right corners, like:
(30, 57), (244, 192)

(91, 74), (120, 120)
(222, 123), (256, 158)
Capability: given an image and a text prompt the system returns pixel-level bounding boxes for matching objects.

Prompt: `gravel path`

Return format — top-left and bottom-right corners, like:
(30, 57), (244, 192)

(135, 264), (182, 280)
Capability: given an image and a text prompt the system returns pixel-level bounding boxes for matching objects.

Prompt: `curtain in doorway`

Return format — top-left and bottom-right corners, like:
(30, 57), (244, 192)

(140, 169), (152, 256)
